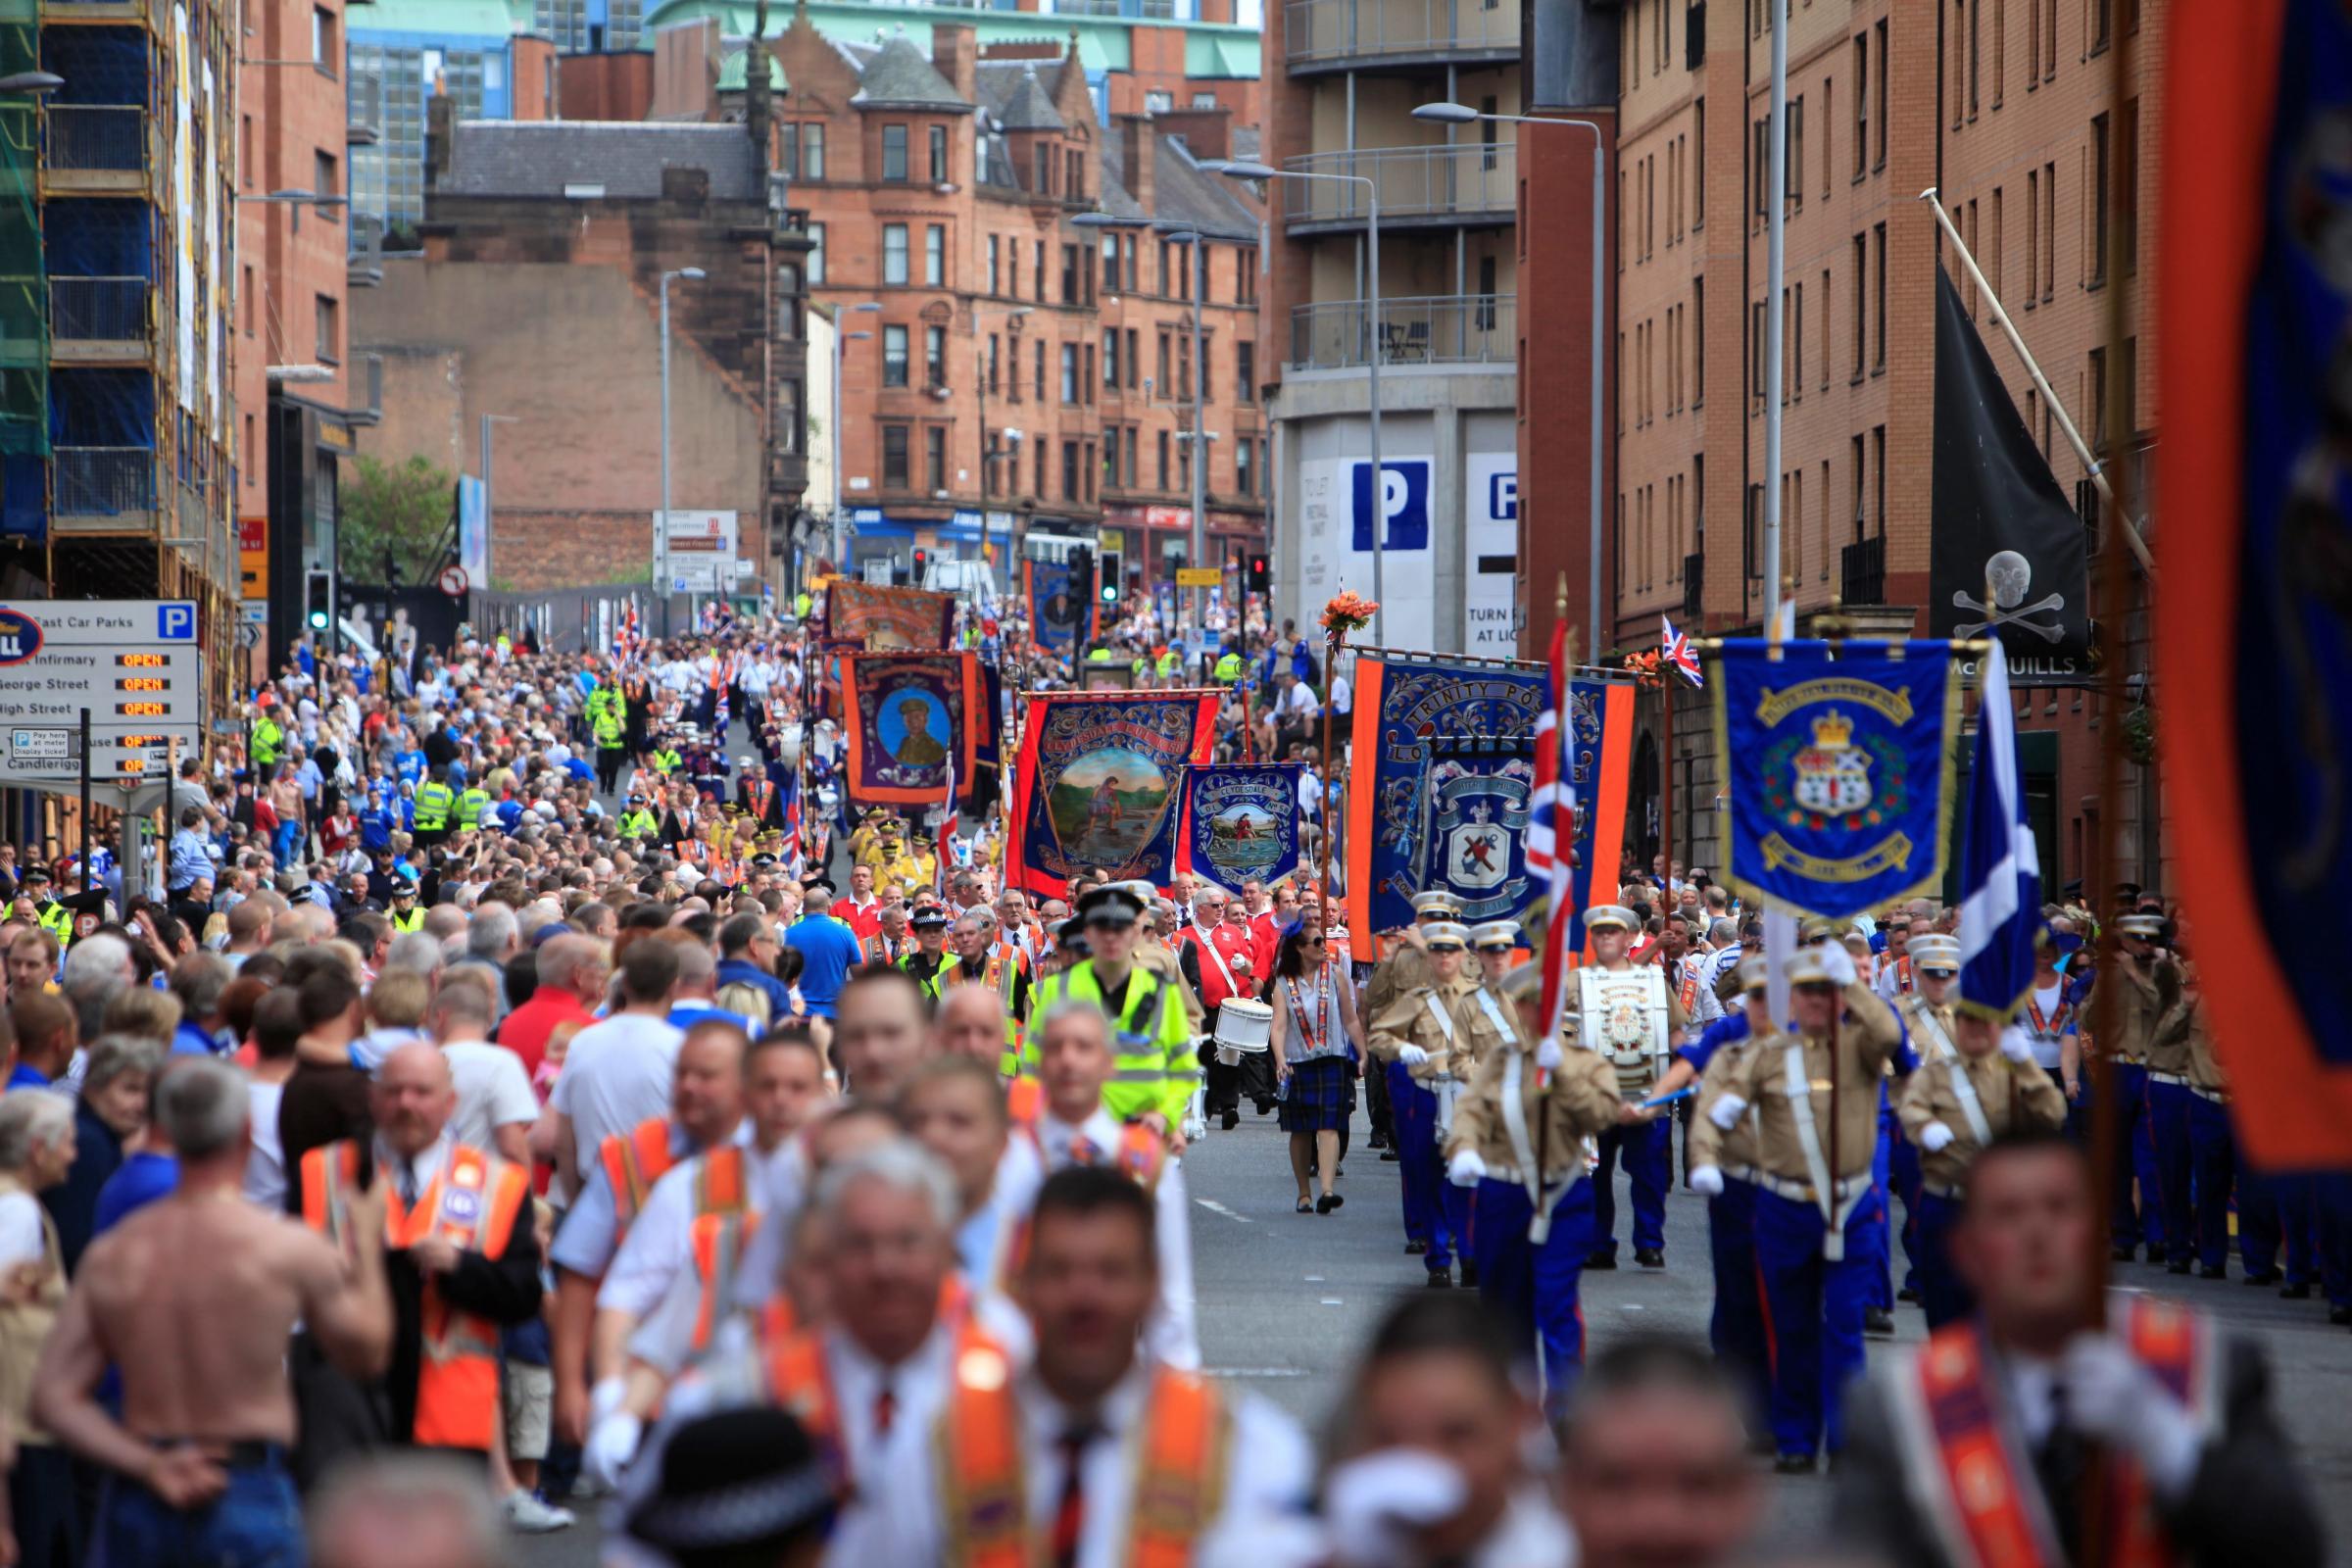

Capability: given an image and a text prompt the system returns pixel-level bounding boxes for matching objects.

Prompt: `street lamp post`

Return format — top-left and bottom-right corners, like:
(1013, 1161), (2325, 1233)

(828, 301), (883, 574)
(659, 267), (705, 636)
(1413, 103), (1605, 651)
(971, 303), (1031, 599)
(1215, 161), (1381, 649)
(479, 412), (518, 613)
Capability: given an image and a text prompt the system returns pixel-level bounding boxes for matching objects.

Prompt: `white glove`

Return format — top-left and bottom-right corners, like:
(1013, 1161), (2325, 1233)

(1323, 1449), (1468, 1567)
(1447, 1150), (1488, 1188)
(1535, 1037), (1561, 1071)
(2060, 1333), (2203, 1496)
(1688, 1165), (1726, 1197)
(584, 1410), (644, 1491)
(1999, 1026), (2037, 1064)
(1396, 1044), (1432, 1069)
(1920, 1121), (1956, 1153)
(1707, 1093), (1750, 1131)
(589, 1376), (628, 1423)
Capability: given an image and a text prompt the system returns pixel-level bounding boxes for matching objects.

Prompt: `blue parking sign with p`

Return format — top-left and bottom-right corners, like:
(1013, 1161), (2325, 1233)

(158, 603), (195, 641)
(1352, 459), (1431, 552)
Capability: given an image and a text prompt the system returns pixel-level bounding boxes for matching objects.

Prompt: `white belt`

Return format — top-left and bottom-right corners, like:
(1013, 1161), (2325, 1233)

(2190, 1085), (2230, 1104)
(1750, 1171), (1874, 1206)
(2147, 1071), (2189, 1087)
(1719, 1165), (1760, 1188)
(1922, 1180), (1967, 1201)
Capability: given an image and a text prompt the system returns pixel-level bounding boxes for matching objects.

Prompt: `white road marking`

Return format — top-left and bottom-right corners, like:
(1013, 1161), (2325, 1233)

(1207, 1367), (1312, 1379)
(1319, 1298), (1346, 1306)
(1196, 1199), (1253, 1224)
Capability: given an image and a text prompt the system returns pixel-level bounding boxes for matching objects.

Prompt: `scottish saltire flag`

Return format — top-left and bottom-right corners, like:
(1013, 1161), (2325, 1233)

(1662, 615), (1703, 687)
(1527, 619), (1578, 1041)
(1955, 635), (2039, 1016)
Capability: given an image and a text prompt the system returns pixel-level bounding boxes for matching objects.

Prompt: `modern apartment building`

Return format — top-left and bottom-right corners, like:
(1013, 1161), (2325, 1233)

(1607, 0), (2162, 893)
(1257, 0), (1523, 652)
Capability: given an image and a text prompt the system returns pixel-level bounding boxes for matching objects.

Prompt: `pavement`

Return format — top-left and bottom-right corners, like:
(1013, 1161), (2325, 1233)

(518, 1104), (2352, 1566)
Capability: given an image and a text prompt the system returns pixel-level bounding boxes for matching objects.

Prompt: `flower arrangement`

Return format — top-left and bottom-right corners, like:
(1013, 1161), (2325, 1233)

(1321, 591), (1380, 639)
(1618, 648), (1664, 690)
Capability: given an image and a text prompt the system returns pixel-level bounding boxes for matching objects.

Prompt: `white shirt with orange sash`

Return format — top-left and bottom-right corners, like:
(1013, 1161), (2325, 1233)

(1030, 1108), (1199, 1371)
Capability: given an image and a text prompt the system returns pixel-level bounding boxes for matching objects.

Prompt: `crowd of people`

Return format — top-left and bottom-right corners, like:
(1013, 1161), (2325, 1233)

(0, 593), (2322, 1568)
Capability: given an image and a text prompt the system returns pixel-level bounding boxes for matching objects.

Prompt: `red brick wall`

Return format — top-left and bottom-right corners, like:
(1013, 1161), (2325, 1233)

(558, 52), (656, 122)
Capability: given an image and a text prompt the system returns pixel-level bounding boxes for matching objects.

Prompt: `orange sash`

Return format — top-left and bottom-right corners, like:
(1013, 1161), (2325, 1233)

(600, 1116), (678, 1241)
(763, 1294), (992, 1493)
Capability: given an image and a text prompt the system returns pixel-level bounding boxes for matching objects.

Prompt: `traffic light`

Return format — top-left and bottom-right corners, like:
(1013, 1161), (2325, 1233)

(305, 569), (333, 633)
(910, 547), (931, 586)
(1246, 552), (1270, 595)
(1098, 551), (1123, 606)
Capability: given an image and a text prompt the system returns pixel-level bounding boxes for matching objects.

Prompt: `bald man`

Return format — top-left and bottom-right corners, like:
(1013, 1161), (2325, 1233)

(934, 982), (1009, 1070)
(297, 1042), (543, 1465)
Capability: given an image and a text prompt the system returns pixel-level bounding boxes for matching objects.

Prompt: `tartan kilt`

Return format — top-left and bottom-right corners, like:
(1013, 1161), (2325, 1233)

(1280, 1054), (1356, 1134)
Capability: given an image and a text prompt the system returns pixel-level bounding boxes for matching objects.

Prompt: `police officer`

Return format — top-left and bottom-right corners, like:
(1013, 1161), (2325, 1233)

(412, 764), (457, 850)
(456, 774), (491, 833)
(1029, 883), (1198, 1149)
(388, 872), (425, 933)
(617, 793), (660, 843)
(1689, 943), (1915, 1473)
(1571, 906), (1684, 1271)
(1445, 959), (1625, 1419)
(899, 906), (954, 1009)
(589, 680), (629, 794)
(1370, 920), (1481, 1288)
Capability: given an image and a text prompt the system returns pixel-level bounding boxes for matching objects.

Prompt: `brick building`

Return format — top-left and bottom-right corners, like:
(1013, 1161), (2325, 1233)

(1598, 0), (2161, 894)
(351, 118), (811, 597)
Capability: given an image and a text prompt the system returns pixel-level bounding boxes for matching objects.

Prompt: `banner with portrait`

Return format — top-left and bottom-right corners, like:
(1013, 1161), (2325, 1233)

(1024, 558), (1091, 654)
(1344, 652), (1548, 938)
(821, 580), (956, 651)
(1006, 690), (1218, 896)
(840, 652), (980, 805)
(1711, 639), (1965, 918)
(1178, 763), (1304, 900)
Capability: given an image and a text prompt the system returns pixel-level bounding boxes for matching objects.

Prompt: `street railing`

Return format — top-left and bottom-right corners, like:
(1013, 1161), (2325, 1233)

(1284, 0), (1518, 67)
(46, 105), (146, 172)
(53, 446), (155, 515)
(1288, 293), (1515, 370)
(1283, 142), (1515, 223)
(49, 276), (148, 341)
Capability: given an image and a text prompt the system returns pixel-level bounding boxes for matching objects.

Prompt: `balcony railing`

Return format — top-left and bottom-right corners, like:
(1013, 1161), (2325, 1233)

(1284, 0), (1519, 68)
(45, 106), (145, 173)
(1283, 142), (1516, 224)
(1289, 293), (1515, 370)
(49, 276), (147, 342)
(1682, 552), (1703, 623)
(53, 446), (155, 517)
(1840, 534), (1886, 606)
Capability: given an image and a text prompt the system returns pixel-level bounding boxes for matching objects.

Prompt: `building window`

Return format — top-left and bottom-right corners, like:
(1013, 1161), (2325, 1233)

(1145, 89), (1172, 113)
(883, 124), (909, 181)
(1102, 427), (1120, 491)
(925, 325), (947, 389)
(2089, 112), (2111, 287)
(1033, 337), (1045, 400)
(1007, 242), (1019, 299)
(1872, 221), (1886, 372)
(1157, 330), (1171, 394)
(1100, 236), (1118, 293)
(1691, 275), (1704, 404)
(777, 380), (800, 453)
(1084, 342), (1096, 404)
(2123, 98), (2139, 273)
(1061, 244), (1079, 304)
(316, 149), (338, 197)
(988, 235), (1001, 295)
(1157, 429), (1170, 490)
(926, 425), (947, 492)
(929, 123), (949, 182)
(1061, 440), (1079, 501)
(1237, 340), (1254, 402)
(242, 265), (255, 334)
(883, 224), (908, 285)
(1034, 240), (1046, 302)
(802, 123), (826, 180)
(313, 6), (337, 70)
(808, 223), (825, 284)
(1235, 434), (1253, 497)
(1874, 20), (1889, 168)
(882, 423), (910, 487)
(1125, 327), (1139, 389)
(925, 223), (946, 287)
(1102, 329), (1119, 387)
(883, 324), (909, 387)
(1060, 343), (1078, 403)
(316, 294), (339, 362)
(1033, 435), (1045, 499)
(988, 335), (1000, 395)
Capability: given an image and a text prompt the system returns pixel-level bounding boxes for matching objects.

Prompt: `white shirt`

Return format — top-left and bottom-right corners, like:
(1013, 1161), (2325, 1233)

(1033, 1108), (1199, 1370)
(596, 1120), (765, 1320)
(373, 1131), (452, 1204)
(551, 1011), (684, 1193)
(0, 1192), (43, 1269)
(1328, 671), (1352, 715)
(441, 1038), (539, 1152)
(244, 1080), (288, 1209)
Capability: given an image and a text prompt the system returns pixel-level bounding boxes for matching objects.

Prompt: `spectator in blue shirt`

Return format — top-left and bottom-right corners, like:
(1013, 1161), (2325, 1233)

(167, 808), (215, 896)
(783, 884), (863, 1020)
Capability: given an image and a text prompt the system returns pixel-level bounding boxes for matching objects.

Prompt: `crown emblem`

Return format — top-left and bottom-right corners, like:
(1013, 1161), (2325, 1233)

(1808, 710), (1854, 749)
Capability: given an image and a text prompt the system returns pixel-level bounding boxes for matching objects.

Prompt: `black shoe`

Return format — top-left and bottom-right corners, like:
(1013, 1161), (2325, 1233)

(2199, 1265), (2229, 1280)
(1405, 1240), (1429, 1255)
(1255, 1101), (1274, 1116)
(2112, 1245), (2138, 1262)
(1585, 1252), (1619, 1271)
(1380, 1149), (1401, 1162)
(1457, 1263), (1479, 1289)
(1897, 1286), (1922, 1303)
(1369, 1133), (1391, 1151)
(2281, 1282), (2314, 1299)
(1317, 1194), (1344, 1214)
(1865, 1308), (1896, 1337)
(1221, 1110), (1239, 1131)
(2167, 1259), (2193, 1276)
(1635, 1248), (1665, 1269)
(2242, 1271), (2282, 1286)
(1425, 1269), (1454, 1289)
(1773, 1452), (1817, 1476)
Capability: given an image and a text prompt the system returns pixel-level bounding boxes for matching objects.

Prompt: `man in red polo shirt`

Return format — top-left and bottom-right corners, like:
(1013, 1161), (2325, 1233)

(1188, 885), (1271, 1129)
(838, 862), (883, 944)
(499, 931), (608, 1083)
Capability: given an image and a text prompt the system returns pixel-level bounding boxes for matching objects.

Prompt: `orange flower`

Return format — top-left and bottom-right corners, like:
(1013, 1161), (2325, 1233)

(1320, 591), (1380, 637)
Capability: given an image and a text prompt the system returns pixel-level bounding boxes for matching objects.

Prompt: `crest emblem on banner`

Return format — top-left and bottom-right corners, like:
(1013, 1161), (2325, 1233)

(1425, 755), (1533, 918)
(1785, 710), (1883, 817)
(1181, 764), (1304, 897)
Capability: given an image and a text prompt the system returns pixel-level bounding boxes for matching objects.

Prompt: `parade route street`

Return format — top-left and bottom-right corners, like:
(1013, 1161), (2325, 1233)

(521, 1105), (2352, 1565)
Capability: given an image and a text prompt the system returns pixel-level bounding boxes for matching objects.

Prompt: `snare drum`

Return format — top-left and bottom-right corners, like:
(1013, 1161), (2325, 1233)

(1211, 999), (1274, 1065)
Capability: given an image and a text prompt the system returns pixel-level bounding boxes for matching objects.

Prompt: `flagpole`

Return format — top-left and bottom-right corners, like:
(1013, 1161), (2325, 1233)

(1918, 187), (2155, 579)
(1760, 0), (1788, 635)
(1661, 667), (1674, 899)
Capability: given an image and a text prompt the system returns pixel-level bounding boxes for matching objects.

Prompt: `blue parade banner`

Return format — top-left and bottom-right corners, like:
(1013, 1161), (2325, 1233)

(1346, 652), (1547, 937)
(1178, 763), (1304, 899)
(1711, 640), (1965, 919)
(1024, 558), (1088, 654)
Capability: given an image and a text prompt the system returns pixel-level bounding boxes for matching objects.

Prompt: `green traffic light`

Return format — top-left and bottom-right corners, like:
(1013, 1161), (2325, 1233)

(308, 611), (329, 630)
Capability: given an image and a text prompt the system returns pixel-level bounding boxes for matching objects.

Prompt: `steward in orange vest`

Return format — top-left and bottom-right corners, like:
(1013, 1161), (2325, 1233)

(300, 1136), (539, 1451)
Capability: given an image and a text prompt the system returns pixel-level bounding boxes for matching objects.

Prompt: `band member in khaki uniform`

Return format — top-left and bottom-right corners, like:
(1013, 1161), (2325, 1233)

(1894, 975), (2067, 1328)
(2093, 911), (2180, 1261)
(2164, 960), (2240, 1281)
(1689, 943), (1919, 1474)
(1887, 933), (1968, 1310)
(1569, 906), (1685, 1272)
(1444, 960), (1625, 1422)
(1362, 890), (1461, 1172)
(1369, 920), (1480, 1288)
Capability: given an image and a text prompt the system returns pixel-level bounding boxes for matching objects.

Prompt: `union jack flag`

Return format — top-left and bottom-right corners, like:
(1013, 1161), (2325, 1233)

(614, 601), (643, 667)
(779, 776), (804, 875)
(1525, 619), (1578, 1042)
(1661, 615), (1703, 688)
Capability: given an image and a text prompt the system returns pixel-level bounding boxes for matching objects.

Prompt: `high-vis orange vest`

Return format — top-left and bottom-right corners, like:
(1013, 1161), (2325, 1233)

(300, 1139), (530, 1450)
(939, 1362), (1233, 1568)
(685, 1145), (756, 1353)
(599, 1116), (679, 1244)
(1895, 1296), (2213, 1568)
(761, 1282), (985, 1492)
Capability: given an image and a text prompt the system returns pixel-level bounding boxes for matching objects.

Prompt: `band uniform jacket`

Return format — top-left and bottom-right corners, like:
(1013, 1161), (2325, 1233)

(2093, 956), (2180, 1066)
(1369, 975), (1484, 1084)
(1446, 1025), (1623, 1178)
(1894, 1054), (2069, 1192)
(1690, 1001), (1909, 1187)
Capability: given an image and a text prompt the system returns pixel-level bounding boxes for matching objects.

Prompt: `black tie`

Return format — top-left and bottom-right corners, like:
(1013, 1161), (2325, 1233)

(2036, 1382), (2087, 1562)
(1051, 1426), (1097, 1568)
(398, 1162), (419, 1205)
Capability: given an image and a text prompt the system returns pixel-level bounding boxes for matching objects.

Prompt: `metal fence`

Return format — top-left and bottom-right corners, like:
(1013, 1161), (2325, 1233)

(1284, 142), (1516, 223)
(45, 106), (145, 172)
(1284, 0), (1518, 65)
(53, 446), (154, 515)
(49, 276), (146, 341)
(1288, 294), (1515, 369)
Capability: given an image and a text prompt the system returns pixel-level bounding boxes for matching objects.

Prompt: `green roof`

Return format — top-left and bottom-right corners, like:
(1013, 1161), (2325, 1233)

(648, 0), (1259, 78)
(716, 48), (787, 89)
(1184, 29), (1256, 77)
(355, 0), (531, 39)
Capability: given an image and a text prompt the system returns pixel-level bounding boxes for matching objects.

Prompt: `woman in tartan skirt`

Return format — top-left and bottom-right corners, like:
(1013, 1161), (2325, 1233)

(1271, 921), (1365, 1214)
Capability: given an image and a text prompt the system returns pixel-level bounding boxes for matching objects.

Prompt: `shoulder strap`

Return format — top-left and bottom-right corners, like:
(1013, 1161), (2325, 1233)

(1129, 1368), (1231, 1568)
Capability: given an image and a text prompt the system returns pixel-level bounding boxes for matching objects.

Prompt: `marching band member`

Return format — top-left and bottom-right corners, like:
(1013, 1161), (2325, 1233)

(1369, 921), (1480, 1289)
(2094, 912), (2180, 1263)
(1570, 906), (1685, 1271)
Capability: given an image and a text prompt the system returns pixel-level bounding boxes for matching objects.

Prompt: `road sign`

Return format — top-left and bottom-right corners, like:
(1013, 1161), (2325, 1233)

(1175, 566), (1222, 588)
(438, 564), (470, 598)
(0, 601), (202, 785)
